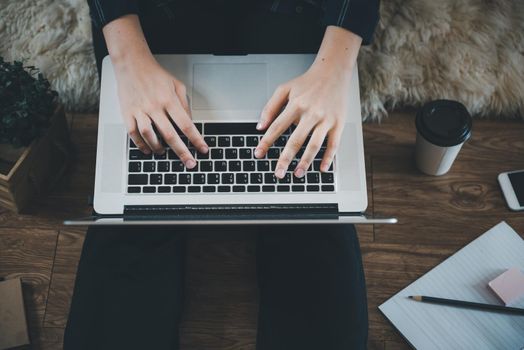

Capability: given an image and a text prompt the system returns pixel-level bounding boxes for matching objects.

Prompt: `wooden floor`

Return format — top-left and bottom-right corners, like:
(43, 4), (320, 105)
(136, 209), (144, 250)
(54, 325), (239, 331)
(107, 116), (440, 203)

(1, 110), (523, 349)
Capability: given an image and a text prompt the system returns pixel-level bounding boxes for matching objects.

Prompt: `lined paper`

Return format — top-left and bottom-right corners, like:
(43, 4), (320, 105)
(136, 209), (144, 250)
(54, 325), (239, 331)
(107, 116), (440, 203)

(379, 221), (524, 349)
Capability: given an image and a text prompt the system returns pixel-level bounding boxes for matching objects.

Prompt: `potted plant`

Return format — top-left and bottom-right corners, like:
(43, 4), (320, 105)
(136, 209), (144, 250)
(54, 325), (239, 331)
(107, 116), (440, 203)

(0, 57), (71, 212)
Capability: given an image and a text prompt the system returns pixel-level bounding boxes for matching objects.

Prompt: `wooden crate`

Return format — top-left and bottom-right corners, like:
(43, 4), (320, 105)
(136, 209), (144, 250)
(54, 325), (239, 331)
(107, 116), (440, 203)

(0, 105), (71, 213)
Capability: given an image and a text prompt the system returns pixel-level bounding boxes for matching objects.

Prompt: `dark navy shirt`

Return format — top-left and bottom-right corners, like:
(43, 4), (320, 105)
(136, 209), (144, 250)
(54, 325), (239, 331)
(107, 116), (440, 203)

(88, 0), (379, 44)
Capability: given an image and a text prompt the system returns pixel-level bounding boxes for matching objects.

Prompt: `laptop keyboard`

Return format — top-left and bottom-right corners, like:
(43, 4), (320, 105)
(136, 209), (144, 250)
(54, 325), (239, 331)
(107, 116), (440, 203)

(127, 122), (335, 194)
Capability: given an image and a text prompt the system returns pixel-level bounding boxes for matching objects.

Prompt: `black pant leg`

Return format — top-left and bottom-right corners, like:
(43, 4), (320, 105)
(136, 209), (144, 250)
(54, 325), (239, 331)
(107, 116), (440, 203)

(256, 224), (368, 350)
(64, 226), (186, 350)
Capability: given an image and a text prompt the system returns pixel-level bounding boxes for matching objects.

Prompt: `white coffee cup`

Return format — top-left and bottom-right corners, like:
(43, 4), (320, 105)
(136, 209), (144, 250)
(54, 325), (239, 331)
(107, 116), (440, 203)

(415, 100), (472, 176)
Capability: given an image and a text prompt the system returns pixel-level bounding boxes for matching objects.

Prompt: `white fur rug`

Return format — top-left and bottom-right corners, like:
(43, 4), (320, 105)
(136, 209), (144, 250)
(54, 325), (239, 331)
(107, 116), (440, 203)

(1, 0), (523, 120)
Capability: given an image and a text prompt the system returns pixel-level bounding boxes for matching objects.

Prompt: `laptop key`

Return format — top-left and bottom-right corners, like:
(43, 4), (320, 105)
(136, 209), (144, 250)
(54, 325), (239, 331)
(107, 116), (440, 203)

(307, 173), (319, 183)
(143, 186), (156, 193)
(218, 185), (231, 192)
(225, 148), (238, 159)
(172, 161), (184, 172)
(271, 160), (278, 171)
(292, 185), (305, 192)
(143, 162), (156, 172)
(168, 150), (179, 159)
(215, 161), (227, 171)
(239, 148), (252, 159)
(264, 173), (277, 184)
(129, 139), (137, 148)
(243, 161), (255, 171)
(262, 185), (275, 192)
(164, 174), (177, 184)
(128, 186), (141, 193)
(130, 149), (152, 160)
(247, 185), (260, 192)
(200, 161), (213, 172)
(203, 186), (216, 192)
(279, 173), (291, 183)
(150, 174), (162, 185)
(236, 173), (249, 184)
(158, 186), (171, 193)
(128, 162), (141, 172)
(250, 173), (263, 184)
(188, 186), (201, 193)
(158, 161), (170, 172)
(321, 185), (335, 191)
(128, 174), (148, 185)
(187, 163), (199, 172)
(307, 185), (320, 192)
(313, 160), (322, 171)
(154, 152), (167, 160)
(211, 149), (223, 159)
(289, 160), (298, 171)
(218, 136), (230, 147)
(321, 173), (334, 183)
(267, 148), (280, 159)
(293, 175), (305, 183)
(204, 136), (216, 147)
(233, 185), (246, 192)
(193, 174), (205, 184)
(229, 161), (242, 171)
(275, 136), (287, 147)
(179, 174), (191, 184)
(222, 173), (234, 184)
(277, 185), (290, 192)
(197, 151), (209, 159)
(246, 136), (259, 147)
(257, 160), (269, 171)
(173, 186), (186, 193)
(232, 136), (244, 147)
(207, 173), (220, 184)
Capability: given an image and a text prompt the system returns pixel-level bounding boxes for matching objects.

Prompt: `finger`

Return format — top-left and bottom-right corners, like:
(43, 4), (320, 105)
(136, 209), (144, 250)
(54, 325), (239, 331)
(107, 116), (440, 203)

(255, 103), (297, 159)
(258, 84), (290, 130)
(274, 121), (314, 179)
(166, 101), (208, 154)
(125, 115), (150, 154)
(136, 113), (164, 154)
(321, 126), (344, 172)
(152, 111), (196, 168)
(173, 80), (191, 115)
(294, 125), (329, 178)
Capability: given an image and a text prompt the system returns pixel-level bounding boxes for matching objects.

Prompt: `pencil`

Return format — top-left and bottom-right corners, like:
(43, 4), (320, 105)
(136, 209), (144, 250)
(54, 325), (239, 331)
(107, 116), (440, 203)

(409, 295), (524, 316)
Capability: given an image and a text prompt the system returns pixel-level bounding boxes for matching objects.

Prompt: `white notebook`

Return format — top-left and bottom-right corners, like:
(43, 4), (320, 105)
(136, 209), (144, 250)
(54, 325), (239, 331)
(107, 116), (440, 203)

(379, 221), (524, 350)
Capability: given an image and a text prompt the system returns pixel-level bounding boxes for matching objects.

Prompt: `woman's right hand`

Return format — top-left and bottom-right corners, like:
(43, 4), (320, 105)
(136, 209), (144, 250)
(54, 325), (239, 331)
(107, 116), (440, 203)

(114, 56), (207, 169)
(103, 15), (207, 169)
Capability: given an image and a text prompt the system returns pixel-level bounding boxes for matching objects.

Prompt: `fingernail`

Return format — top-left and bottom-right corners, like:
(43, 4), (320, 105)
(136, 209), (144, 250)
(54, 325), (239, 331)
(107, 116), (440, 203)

(275, 167), (286, 179)
(295, 168), (305, 178)
(254, 148), (263, 158)
(186, 159), (196, 169)
(256, 122), (263, 130)
(201, 145), (209, 153)
(321, 163), (329, 172)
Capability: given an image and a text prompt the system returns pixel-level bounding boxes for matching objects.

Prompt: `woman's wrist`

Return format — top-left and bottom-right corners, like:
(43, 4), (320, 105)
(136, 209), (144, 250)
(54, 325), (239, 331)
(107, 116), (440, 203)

(103, 15), (155, 67)
(311, 25), (362, 75)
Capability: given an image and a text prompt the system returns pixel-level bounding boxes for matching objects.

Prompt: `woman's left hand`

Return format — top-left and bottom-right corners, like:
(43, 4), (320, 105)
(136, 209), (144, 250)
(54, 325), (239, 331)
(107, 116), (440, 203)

(254, 26), (362, 179)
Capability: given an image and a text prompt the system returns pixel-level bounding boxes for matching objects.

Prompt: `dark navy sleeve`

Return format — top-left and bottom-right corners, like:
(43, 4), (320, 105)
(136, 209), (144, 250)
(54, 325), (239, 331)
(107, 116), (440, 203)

(87, 0), (140, 28)
(323, 0), (380, 45)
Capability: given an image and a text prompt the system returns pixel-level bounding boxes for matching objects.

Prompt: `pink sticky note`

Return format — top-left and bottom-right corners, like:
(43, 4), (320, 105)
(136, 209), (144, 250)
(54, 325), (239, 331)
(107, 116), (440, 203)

(488, 267), (524, 306)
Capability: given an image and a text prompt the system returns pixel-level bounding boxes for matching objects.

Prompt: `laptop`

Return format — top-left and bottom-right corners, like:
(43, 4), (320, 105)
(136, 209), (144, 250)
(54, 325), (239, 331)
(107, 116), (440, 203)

(65, 54), (396, 225)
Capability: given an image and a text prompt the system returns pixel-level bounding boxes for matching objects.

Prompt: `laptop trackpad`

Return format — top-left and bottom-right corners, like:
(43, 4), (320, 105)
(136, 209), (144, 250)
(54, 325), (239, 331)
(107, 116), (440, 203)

(192, 63), (268, 110)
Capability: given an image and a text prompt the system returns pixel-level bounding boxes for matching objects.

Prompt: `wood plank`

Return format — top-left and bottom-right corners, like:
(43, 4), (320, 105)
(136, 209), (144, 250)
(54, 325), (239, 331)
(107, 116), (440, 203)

(0, 228), (58, 345)
(44, 228), (86, 328)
